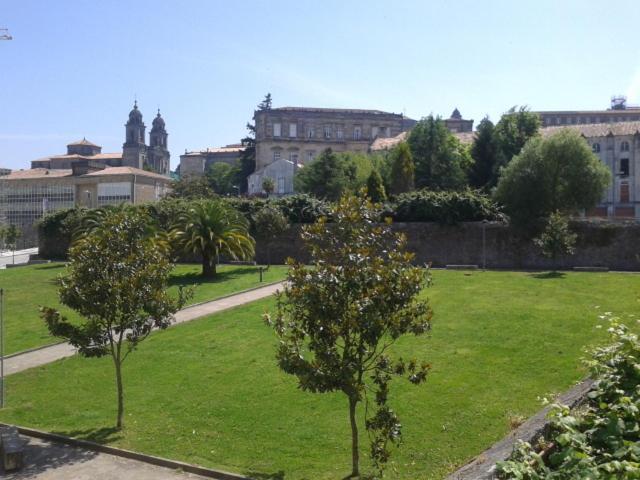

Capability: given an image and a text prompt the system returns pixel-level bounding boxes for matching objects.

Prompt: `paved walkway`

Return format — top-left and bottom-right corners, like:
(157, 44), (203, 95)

(2, 435), (211, 479)
(0, 248), (38, 268)
(3, 282), (284, 376)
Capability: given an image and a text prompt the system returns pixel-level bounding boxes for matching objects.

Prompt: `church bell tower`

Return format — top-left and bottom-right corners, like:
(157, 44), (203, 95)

(148, 110), (170, 175)
(122, 101), (147, 169)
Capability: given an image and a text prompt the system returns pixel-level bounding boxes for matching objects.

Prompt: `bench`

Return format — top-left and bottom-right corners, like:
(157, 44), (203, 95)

(0, 426), (25, 472)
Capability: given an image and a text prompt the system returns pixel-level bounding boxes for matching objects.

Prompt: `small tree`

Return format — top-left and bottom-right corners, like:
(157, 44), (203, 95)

(0, 224), (6, 251)
(172, 200), (255, 278)
(389, 141), (415, 195)
(252, 205), (289, 266)
(294, 148), (351, 200)
(265, 194), (432, 477)
(262, 177), (275, 196)
(366, 169), (387, 202)
(534, 211), (577, 272)
(469, 117), (498, 190)
(6, 224), (21, 260)
(41, 209), (190, 429)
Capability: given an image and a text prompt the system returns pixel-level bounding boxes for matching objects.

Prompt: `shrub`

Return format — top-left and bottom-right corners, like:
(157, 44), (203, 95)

(389, 189), (505, 224)
(38, 207), (88, 259)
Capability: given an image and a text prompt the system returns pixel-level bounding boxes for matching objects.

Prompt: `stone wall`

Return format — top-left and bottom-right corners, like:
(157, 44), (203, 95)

(255, 220), (640, 271)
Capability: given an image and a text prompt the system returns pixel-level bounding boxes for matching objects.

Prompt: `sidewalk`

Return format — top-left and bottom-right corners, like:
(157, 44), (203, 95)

(0, 247), (38, 268)
(3, 282), (284, 376)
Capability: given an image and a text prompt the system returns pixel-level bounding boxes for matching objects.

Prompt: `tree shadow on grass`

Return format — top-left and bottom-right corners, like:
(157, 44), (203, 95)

(243, 470), (286, 480)
(52, 426), (122, 444)
(530, 271), (566, 279)
(169, 266), (261, 289)
(34, 264), (66, 271)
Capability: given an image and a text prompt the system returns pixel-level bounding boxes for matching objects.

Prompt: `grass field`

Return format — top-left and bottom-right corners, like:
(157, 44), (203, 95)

(0, 262), (287, 356)
(0, 270), (638, 479)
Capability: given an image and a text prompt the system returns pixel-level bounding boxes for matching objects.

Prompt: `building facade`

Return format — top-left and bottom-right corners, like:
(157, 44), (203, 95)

(443, 108), (474, 133)
(542, 122), (640, 218)
(536, 96), (640, 128)
(179, 144), (246, 177)
(31, 102), (170, 175)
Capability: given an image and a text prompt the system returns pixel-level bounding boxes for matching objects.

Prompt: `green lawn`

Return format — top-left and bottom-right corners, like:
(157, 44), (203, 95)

(0, 270), (638, 478)
(0, 263), (286, 356)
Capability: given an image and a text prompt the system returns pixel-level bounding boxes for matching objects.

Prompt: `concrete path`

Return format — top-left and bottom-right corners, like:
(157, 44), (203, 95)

(2, 435), (210, 479)
(0, 248), (38, 268)
(3, 282), (284, 376)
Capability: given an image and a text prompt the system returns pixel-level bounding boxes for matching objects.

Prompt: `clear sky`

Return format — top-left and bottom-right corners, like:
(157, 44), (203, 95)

(1, 0), (640, 171)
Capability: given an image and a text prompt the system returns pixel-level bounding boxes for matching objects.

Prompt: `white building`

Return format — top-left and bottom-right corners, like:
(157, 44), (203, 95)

(248, 158), (301, 196)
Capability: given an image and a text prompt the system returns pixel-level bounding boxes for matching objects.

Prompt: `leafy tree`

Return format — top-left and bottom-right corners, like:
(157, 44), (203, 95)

(366, 169), (387, 202)
(5, 224), (21, 258)
(534, 211), (577, 271)
(172, 200), (255, 278)
(294, 148), (351, 200)
(262, 177), (275, 196)
(252, 205), (289, 266)
(469, 117), (498, 189)
(258, 92), (272, 111)
(265, 194), (432, 477)
(492, 106), (540, 185)
(237, 122), (256, 194)
(41, 209), (189, 429)
(168, 175), (215, 200)
(208, 162), (239, 195)
(407, 116), (471, 190)
(495, 129), (611, 226)
(0, 224), (6, 250)
(388, 141), (415, 195)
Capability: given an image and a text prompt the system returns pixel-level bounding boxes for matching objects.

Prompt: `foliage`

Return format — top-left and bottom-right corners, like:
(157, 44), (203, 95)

(238, 122), (256, 194)
(469, 117), (498, 190)
(493, 106), (541, 185)
(534, 212), (577, 270)
(40, 209), (189, 429)
(294, 148), (353, 201)
(37, 207), (89, 259)
(498, 317), (640, 479)
(366, 169), (387, 202)
(262, 177), (275, 195)
(390, 188), (505, 224)
(208, 162), (240, 195)
(265, 194), (432, 477)
(171, 200), (255, 278)
(389, 141), (415, 195)
(272, 194), (330, 224)
(407, 116), (471, 190)
(5, 224), (21, 249)
(494, 129), (611, 226)
(258, 92), (272, 111)
(252, 205), (290, 266)
(168, 175), (216, 200)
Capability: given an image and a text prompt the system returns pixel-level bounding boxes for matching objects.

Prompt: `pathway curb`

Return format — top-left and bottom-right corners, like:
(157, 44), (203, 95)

(0, 422), (252, 480)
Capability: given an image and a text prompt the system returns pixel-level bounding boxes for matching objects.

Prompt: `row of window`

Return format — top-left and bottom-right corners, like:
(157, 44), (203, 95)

(546, 115), (640, 125)
(592, 141), (633, 153)
(273, 150), (320, 163)
(271, 122), (389, 140)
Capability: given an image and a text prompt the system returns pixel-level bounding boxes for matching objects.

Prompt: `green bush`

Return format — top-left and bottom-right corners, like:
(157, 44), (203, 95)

(497, 317), (640, 479)
(38, 207), (88, 259)
(388, 189), (505, 224)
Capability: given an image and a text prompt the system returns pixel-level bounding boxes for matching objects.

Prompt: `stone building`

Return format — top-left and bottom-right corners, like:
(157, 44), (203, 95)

(535, 96), (640, 128)
(0, 168), (11, 176)
(179, 144), (246, 177)
(444, 108), (474, 133)
(31, 102), (170, 175)
(541, 122), (640, 218)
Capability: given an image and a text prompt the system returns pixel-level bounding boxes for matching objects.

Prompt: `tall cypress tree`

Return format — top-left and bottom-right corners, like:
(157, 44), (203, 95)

(366, 169), (387, 202)
(469, 117), (497, 190)
(389, 141), (415, 195)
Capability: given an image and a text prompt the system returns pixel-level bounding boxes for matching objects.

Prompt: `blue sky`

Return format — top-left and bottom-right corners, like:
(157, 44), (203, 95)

(1, 0), (640, 170)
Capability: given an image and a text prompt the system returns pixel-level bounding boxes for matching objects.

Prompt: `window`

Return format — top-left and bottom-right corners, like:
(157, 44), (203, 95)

(273, 150), (281, 161)
(620, 182), (630, 203)
(372, 126), (379, 138)
(385, 127), (391, 137)
(620, 158), (630, 176)
(98, 182), (132, 206)
(273, 123), (281, 137)
(324, 126), (331, 139)
(290, 153), (298, 164)
(307, 126), (315, 138)
(289, 123), (297, 138)
(307, 151), (315, 163)
(592, 143), (601, 153)
(353, 126), (362, 140)
(336, 128), (344, 140)
(621, 141), (630, 152)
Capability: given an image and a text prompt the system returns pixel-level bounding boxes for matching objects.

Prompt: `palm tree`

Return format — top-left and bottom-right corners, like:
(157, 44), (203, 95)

(172, 200), (255, 278)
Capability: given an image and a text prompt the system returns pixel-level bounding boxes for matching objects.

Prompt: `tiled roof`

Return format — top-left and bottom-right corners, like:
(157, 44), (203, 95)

(541, 121), (640, 138)
(67, 138), (100, 147)
(34, 152), (123, 162)
(2, 168), (73, 179)
(369, 130), (475, 151)
(183, 146), (246, 156)
(84, 166), (170, 180)
(270, 106), (402, 116)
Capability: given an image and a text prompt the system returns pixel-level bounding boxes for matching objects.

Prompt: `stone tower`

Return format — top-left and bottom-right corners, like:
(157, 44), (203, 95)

(122, 101), (147, 169)
(148, 110), (170, 174)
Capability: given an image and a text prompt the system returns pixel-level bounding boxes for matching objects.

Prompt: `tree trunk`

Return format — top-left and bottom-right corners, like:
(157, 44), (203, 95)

(114, 354), (124, 430)
(202, 252), (216, 278)
(349, 395), (359, 478)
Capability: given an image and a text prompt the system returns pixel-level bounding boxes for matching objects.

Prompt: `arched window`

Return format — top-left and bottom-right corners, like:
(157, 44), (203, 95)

(621, 141), (630, 152)
(592, 143), (601, 153)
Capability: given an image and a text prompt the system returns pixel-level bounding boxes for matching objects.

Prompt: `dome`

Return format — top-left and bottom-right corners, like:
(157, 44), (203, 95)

(128, 101), (143, 123)
(152, 109), (165, 130)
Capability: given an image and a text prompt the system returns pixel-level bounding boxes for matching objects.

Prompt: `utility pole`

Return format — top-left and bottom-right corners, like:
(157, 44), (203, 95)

(0, 28), (12, 41)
